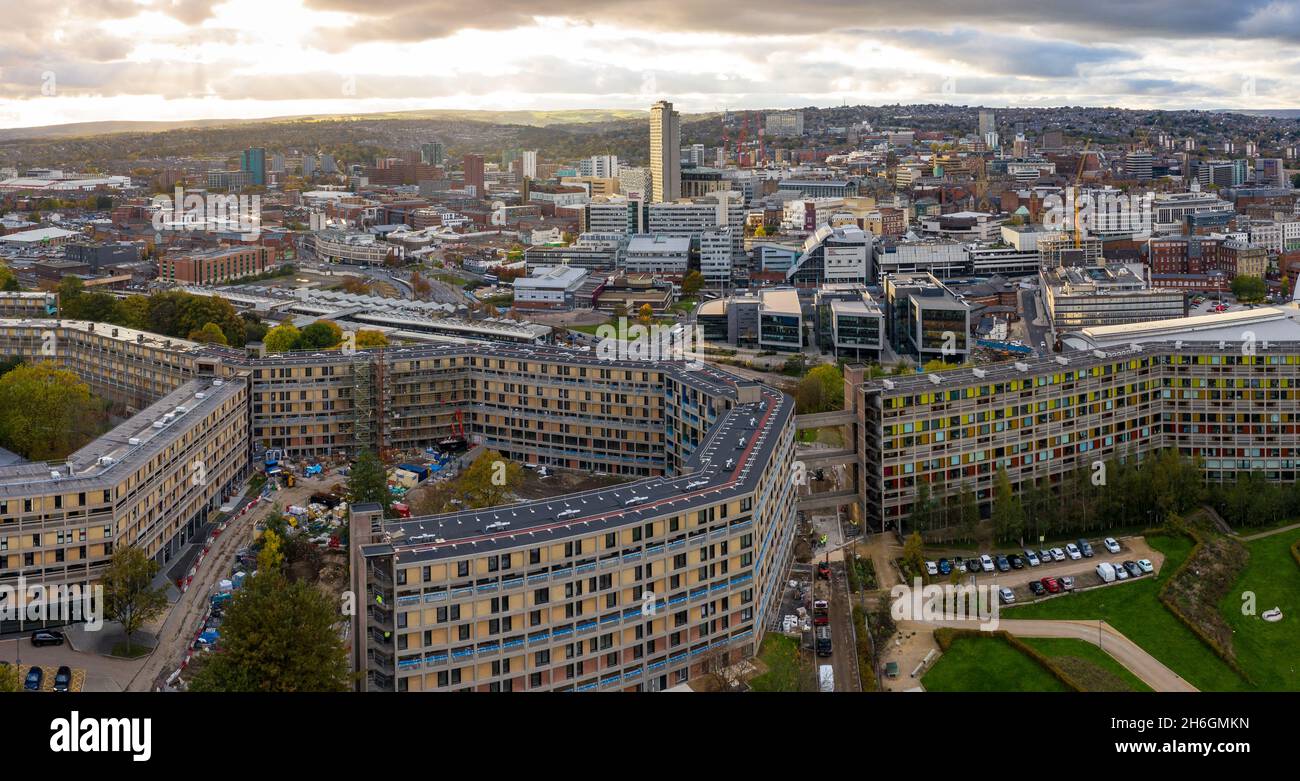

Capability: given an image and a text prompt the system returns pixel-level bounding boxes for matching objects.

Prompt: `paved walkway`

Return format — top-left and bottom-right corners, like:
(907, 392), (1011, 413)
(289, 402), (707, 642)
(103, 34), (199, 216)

(1238, 522), (1300, 541)
(906, 618), (1198, 692)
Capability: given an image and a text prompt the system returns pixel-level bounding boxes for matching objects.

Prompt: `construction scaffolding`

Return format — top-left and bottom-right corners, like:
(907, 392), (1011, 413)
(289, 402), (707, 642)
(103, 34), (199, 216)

(351, 351), (377, 456)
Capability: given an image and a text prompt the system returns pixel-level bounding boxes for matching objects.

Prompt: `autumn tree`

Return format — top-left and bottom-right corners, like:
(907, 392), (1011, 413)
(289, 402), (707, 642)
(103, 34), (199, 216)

(188, 321), (229, 345)
(0, 364), (103, 460)
(457, 450), (524, 509)
(355, 330), (389, 348)
(99, 546), (169, 656)
(902, 531), (926, 578)
(263, 323), (302, 353)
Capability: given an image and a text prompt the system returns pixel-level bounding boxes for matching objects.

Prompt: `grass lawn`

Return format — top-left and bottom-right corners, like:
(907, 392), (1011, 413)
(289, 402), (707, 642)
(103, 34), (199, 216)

(1218, 527), (1300, 691)
(749, 633), (807, 692)
(922, 635), (1069, 692)
(1018, 637), (1153, 692)
(1005, 533), (1250, 692)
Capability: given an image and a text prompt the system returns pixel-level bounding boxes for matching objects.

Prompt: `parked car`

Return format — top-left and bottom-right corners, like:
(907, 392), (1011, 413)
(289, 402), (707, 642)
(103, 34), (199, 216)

(1028, 580), (1047, 596)
(1039, 548), (1054, 565)
(980, 554), (995, 573)
(1096, 562), (1117, 583)
(1050, 547), (1066, 562)
(53, 666), (71, 693)
(30, 630), (64, 647)
(1065, 543), (1082, 560)
(1023, 549), (1041, 567)
(1113, 562), (1130, 580)
(998, 587), (1016, 605)
(1059, 576), (1075, 591)
(1103, 537), (1122, 554)
(925, 560), (939, 576)
(815, 626), (833, 657)
(1077, 539), (1094, 558)
(1008, 554), (1024, 570)
(813, 600), (830, 626)
(817, 561), (831, 580)
(938, 558), (952, 576)
(1041, 576), (1061, 593)
(1124, 561), (1143, 578)
(995, 555), (1011, 572)
(1136, 559), (1154, 574)
(24, 667), (42, 691)
(953, 556), (966, 573)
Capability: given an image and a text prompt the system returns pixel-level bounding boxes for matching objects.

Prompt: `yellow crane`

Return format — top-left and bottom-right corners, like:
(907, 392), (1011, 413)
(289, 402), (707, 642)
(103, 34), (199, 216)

(1073, 138), (1092, 249)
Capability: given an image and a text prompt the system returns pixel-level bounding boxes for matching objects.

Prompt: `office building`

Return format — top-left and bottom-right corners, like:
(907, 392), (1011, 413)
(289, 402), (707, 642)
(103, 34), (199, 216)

(1040, 263), (1185, 329)
(883, 272), (971, 363)
(650, 101), (681, 204)
(240, 147), (267, 187)
(463, 154), (486, 197)
(787, 225), (872, 287)
(158, 246), (275, 285)
(765, 111), (804, 137)
(814, 284), (884, 361)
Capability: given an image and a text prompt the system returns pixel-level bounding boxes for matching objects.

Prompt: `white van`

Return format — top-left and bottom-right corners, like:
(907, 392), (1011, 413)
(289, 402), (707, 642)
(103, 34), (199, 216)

(818, 664), (834, 693)
(1096, 562), (1116, 583)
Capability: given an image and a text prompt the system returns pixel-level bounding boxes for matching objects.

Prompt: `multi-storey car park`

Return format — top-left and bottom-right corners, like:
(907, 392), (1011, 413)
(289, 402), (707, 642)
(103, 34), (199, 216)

(0, 317), (799, 690)
(857, 340), (1300, 530)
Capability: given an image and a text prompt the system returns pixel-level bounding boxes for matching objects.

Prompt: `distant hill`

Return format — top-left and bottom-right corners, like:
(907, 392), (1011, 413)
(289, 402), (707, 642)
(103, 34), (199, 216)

(0, 108), (653, 142)
(1214, 109), (1300, 119)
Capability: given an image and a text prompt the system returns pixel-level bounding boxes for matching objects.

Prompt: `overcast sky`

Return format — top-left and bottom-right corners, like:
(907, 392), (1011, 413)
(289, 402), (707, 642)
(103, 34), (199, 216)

(2, 0), (1299, 128)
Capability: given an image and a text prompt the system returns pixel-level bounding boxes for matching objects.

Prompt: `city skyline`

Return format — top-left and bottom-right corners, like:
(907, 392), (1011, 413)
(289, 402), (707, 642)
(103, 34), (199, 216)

(7, 0), (1300, 129)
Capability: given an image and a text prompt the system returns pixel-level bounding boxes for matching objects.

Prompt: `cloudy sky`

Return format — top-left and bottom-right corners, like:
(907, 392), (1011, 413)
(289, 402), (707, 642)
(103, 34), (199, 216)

(2, 0), (1299, 128)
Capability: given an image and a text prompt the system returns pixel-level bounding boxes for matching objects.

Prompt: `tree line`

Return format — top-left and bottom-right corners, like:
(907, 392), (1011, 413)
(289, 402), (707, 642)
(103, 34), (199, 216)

(904, 449), (1285, 543)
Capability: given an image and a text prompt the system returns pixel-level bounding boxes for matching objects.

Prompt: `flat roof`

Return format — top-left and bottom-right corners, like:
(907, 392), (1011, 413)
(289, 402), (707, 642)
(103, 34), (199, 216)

(0, 378), (241, 497)
(371, 386), (792, 562)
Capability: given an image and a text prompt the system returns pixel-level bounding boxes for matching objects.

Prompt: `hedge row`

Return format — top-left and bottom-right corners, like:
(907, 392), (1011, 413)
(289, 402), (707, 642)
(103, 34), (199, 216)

(851, 605), (877, 692)
(1155, 524), (1254, 686)
(933, 627), (1087, 692)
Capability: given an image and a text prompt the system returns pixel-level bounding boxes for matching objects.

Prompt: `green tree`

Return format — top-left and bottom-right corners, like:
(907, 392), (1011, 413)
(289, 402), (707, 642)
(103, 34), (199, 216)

(0, 263), (19, 292)
(1230, 274), (1267, 303)
(990, 467), (1024, 543)
(958, 482), (979, 542)
(299, 320), (344, 349)
(0, 364), (102, 460)
(0, 662), (19, 691)
(187, 570), (349, 692)
(99, 546), (169, 656)
(263, 323), (302, 353)
(909, 479), (936, 534)
(348, 450), (391, 512)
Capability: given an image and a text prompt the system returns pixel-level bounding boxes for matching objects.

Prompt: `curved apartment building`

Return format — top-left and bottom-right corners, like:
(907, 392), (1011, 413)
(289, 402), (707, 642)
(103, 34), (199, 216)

(0, 318), (799, 688)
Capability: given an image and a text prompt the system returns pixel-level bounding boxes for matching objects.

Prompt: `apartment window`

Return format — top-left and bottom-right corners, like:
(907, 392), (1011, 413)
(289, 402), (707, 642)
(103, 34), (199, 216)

(457, 561), (469, 577)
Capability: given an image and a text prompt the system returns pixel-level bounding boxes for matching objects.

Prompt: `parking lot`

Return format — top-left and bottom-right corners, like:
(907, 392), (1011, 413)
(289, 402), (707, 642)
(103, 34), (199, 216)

(923, 536), (1165, 605)
(17, 664), (85, 692)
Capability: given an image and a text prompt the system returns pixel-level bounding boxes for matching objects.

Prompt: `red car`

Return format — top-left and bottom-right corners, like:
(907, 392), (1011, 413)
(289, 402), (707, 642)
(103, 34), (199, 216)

(1041, 576), (1061, 594)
